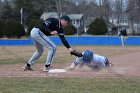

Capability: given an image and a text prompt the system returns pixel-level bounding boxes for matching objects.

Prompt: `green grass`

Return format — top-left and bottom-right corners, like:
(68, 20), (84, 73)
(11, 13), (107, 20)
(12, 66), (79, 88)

(1, 45), (140, 65)
(0, 46), (140, 93)
(0, 77), (139, 93)
(0, 59), (25, 65)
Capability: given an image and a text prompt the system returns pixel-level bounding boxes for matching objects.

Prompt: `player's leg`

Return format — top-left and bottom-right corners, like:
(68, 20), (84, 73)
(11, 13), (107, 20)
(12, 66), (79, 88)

(105, 58), (110, 67)
(24, 40), (44, 71)
(121, 36), (125, 48)
(123, 36), (126, 47)
(124, 36), (127, 46)
(34, 30), (57, 71)
(24, 28), (44, 71)
(24, 28), (56, 71)
(28, 40), (44, 65)
(32, 28), (57, 66)
(45, 41), (56, 65)
(41, 37), (56, 71)
(105, 58), (114, 68)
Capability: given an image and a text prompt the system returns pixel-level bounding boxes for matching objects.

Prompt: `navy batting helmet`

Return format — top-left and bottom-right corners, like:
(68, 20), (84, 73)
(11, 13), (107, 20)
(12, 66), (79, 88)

(82, 50), (93, 63)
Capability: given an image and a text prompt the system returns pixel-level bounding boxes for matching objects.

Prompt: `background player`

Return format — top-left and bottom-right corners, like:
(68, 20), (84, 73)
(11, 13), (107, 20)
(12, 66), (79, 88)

(24, 15), (74, 72)
(67, 50), (112, 70)
(119, 28), (128, 48)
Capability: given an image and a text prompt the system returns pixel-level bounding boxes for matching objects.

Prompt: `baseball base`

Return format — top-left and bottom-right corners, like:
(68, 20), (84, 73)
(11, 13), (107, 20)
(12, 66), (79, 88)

(48, 69), (67, 73)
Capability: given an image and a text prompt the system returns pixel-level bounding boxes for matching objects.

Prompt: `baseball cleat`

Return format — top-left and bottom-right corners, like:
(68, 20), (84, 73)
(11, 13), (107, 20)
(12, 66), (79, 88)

(109, 63), (114, 67)
(43, 66), (52, 72)
(23, 65), (34, 71)
(105, 63), (114, 68)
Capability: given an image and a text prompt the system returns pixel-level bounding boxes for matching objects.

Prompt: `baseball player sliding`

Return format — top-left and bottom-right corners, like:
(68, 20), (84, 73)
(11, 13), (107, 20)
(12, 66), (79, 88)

(68, 50), (112, 70)
(24, 15), (76, 72)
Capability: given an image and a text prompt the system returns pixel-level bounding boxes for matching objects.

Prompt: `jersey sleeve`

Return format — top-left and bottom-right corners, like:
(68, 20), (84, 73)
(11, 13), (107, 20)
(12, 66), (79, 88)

(124, 30), (128, 36)
(44, 21), (52, 33)
(98, 62), (106, 68)
(44, 20), (53, 32)
(73, 57), (83, 65)
(54, 19), (71, 49)
(36, 20), (52, 35)
(118, 31), (121, 36)
(58, 34), (71, 49)
(70, 57), (82, 69)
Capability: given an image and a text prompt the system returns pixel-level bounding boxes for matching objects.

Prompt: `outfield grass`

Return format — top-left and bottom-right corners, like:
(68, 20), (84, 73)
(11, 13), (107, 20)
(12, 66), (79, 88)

(0, 46), (140, 93)
(0, 77), (139, 93)
(1, 45), (140, 65)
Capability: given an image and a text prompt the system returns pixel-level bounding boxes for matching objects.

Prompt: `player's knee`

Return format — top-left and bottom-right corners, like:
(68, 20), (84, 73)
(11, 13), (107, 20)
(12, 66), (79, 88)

(37, 50), (44, 55)
(49, 45), (57, 52)
(53, 45), (57, 51)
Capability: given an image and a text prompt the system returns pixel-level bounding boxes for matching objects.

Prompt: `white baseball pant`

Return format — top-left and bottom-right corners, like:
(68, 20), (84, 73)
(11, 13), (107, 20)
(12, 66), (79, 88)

(28, 28), (56, 65)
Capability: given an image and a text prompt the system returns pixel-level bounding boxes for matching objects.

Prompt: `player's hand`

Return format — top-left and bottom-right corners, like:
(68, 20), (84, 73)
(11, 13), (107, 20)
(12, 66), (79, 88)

(70, 50), (83, 57)
(126, 36), (128, 39)
(51, 31), (58, 35)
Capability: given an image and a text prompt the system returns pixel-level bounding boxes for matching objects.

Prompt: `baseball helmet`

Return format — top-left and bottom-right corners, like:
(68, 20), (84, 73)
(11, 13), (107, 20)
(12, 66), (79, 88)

(82, 50), (93, 63)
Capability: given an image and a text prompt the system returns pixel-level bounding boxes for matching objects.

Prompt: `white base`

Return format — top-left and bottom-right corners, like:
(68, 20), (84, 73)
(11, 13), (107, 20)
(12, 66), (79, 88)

(48, 69), (67, 73)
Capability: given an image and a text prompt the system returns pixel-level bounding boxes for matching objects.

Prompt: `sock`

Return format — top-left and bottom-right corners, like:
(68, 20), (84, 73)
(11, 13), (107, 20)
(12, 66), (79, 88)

(45, 64), (51, 68)
(27, 63), (31, 67)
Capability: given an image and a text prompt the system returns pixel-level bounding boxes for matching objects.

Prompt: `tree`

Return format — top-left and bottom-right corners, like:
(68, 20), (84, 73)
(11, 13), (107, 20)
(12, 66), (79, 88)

(3, 20), (25, 38)
(0, 0), (3, 19)
(12, 0), (59, 26)
(136, 0), (140, 11)
(64, 24), (77, 35)
(0, 20), (4, 37)
(126, 0), (140, 35)
(1, 0), (14, 20)
(99, 0), (111, 22)
(32, 0), (57, 13)
(28, 19), (43, 36)
(13, 0), (34, 25)
(114, 0), (123, 25)
(87, 18), (108, 35)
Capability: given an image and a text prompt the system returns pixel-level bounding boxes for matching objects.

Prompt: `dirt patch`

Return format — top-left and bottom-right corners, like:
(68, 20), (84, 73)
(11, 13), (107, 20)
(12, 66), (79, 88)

(0, 46), (140, 78)
(0, 63), (114, 78)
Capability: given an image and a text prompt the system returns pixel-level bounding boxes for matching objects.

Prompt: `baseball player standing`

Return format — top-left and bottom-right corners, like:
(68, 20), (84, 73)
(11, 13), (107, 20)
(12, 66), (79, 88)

(119, 28), (128, 48)
(67, 50), (112, 70)
(24, 15), (74, 72)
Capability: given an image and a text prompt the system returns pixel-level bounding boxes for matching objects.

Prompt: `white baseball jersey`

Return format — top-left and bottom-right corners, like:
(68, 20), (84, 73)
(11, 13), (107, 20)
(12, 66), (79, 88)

(73, 54), (107, 69)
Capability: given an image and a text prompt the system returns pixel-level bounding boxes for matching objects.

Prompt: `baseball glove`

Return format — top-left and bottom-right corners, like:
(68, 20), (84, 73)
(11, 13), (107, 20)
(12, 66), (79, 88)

(70, 50), (83, 57)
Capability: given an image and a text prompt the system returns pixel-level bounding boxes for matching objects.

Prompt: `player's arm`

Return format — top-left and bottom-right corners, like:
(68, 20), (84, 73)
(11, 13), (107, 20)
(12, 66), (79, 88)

(122, 30), (128, 39)
(67, 57), (82, 71)
(125, 30), (128, 36)
(118, 31), (121, 37)
(57, 23), (73, 51)
(125, 32), (128, 36)
(58, 34), (71, 49)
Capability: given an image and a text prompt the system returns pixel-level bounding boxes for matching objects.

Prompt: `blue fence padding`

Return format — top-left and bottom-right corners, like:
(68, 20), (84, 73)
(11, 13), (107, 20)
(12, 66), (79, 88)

(126, 37), (140, 45)
(61, 36), (121, 45)
(0, 39), (33, 45)
(0, 36), (140, 45)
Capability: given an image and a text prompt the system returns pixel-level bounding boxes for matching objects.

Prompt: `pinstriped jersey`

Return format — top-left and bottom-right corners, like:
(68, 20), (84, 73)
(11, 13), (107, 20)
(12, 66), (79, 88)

(35, 18), (71, 49)
(119, 29), (127, 36)
(36, 18), (63, 36)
